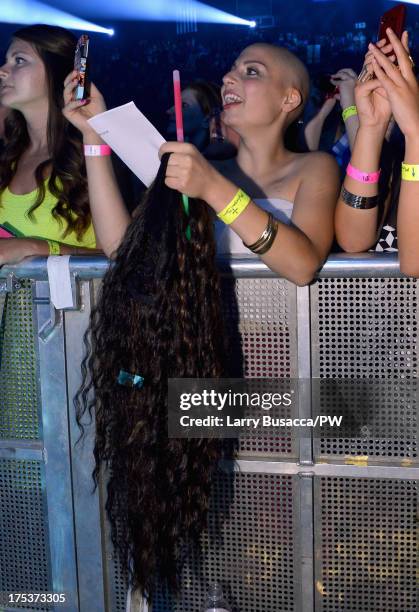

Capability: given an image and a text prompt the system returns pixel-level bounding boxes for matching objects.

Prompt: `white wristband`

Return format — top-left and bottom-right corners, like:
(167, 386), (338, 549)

(84, 144), (111, 156)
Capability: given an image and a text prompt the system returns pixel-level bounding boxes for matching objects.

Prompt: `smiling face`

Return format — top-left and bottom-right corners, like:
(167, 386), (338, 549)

(221, 44), (309, 133)
(0, 38), (48, 112)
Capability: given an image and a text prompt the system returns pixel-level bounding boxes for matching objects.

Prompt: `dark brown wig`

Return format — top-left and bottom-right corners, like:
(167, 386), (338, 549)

(75, 154), (228, 601)
(0, 24), (91, 240)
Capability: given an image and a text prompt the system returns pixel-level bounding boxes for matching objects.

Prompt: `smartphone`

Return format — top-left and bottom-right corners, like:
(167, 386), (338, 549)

(74, 34), (90, 101)
(358, 5), (407, 82)
(378, 4), (407, 50)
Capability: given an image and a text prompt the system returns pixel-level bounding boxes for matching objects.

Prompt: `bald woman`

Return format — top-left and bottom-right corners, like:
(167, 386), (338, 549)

(64, 44), (339, 285)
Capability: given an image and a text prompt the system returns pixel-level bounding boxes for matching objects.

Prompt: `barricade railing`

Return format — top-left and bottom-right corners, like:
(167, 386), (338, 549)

(0, 253), (417, 612)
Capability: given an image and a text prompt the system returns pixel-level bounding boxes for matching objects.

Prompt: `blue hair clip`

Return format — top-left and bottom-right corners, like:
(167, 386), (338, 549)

(117, 369), (144, 388)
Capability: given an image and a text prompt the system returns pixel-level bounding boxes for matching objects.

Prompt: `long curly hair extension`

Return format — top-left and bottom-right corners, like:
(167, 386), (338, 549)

(75, 154), (228, 601)
(0, 24), (91, 240)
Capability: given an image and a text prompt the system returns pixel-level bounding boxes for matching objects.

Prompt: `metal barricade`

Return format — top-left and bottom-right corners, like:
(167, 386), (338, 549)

(0, 254), (417, 612)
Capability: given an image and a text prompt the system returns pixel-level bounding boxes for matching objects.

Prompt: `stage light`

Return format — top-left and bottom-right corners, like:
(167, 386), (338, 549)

(0, 0), (114, 35)
(249, 20), (257, 28)
(53, 0), (255, 27)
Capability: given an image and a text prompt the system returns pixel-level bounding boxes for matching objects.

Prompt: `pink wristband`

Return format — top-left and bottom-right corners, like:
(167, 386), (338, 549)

(346, 163), (381, 184)
(84, 144), (112, 156)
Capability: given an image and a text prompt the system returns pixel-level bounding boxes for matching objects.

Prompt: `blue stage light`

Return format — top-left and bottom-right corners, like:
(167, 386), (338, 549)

(50, 0), (255, 27)
(0, 0), (114, 35)
(249, 20), (257, 28)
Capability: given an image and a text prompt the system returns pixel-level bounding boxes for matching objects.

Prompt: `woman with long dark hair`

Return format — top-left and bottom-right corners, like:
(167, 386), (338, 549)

(0, 24), (97, 259)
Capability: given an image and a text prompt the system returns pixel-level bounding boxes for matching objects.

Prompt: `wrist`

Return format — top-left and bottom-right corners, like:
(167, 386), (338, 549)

(82, 130), (104, 145)
(356, 125), (386, 144)
(23, 238), (49, 257)
(340, 98), (356, 112)
(202, 171), (239, 213)
(404, 132), (419, 150)
(404, 140), (419, 163)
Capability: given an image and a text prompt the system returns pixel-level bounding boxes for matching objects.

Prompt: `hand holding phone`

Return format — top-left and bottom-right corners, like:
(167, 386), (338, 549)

(74, 34), (90, 101)
(358, 4), (407, 83)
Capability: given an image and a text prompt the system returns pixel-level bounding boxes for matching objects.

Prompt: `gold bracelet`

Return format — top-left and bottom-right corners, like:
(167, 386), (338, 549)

(217, 189), (251, 225)
(47, 240), (61, 255)
(243, 213), (279, 255)
(401, 162), (419, 182)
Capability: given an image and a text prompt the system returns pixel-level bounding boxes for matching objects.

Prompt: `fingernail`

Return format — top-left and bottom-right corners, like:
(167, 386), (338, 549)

(368, 43), (374, 49)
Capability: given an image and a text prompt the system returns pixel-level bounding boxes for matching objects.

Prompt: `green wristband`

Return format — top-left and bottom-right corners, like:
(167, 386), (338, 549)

(47, 240), (61, 255)
(342, 106), (358, 122)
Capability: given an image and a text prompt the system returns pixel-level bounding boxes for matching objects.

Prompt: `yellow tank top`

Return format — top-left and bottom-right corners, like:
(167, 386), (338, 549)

(0, 180), (96, 248)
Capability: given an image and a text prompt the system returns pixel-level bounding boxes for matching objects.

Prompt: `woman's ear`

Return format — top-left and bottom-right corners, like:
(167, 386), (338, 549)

(282, 88), (303, 114)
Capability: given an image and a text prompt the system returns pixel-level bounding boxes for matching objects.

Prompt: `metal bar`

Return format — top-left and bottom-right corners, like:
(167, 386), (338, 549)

(296, 285), (313, 465)
(64, 280), (107, 612)
(0, 253), (403, 281)
(228, 459), (419, 479)
(35, 280), (79, 611)
(0, 439), (44, 461)
(299, 473), (315, 612)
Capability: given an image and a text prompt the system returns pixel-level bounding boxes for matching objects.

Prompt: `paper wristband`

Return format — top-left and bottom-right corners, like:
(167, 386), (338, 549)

(342, 106), (358, 122)
(47, 240), (61, 255)
(217, 189), (251, 225)
(346, 163), (381, 184)
(401, 163), (419, 182)
(84, 144), (112, 156)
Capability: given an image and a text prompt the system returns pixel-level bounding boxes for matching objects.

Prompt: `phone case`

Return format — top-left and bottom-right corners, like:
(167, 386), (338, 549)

(358, 4), (407, 83)
(378, 5), (406, 45)
(74, 35), (90, 101)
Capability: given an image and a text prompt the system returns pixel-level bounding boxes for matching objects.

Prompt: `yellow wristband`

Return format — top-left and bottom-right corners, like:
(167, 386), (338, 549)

(401, 162), (419, 182)
(47, 240), (61, 255)
(217, 189), (251, 225)
(342, 105), (358, 122)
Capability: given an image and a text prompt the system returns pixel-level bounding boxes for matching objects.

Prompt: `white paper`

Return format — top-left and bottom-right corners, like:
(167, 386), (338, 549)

(87, 102), (165, 187)
(47, 255), (74, 309)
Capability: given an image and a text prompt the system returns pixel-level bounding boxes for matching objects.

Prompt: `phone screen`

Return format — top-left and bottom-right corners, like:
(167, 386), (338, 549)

(74, 34), (90, 101)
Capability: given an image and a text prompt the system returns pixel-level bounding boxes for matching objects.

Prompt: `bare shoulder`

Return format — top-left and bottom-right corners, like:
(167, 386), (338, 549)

(295, 151), (339, 177)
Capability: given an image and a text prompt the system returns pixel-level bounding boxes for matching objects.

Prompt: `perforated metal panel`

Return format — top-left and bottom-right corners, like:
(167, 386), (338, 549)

(0, 459), (51, 609)
(311, 278), (418, 460)
(221, 278), (298, 457)
(153, 472), (299, 612)
(314, 476), (418, 612)
(0, 281), (39, 440)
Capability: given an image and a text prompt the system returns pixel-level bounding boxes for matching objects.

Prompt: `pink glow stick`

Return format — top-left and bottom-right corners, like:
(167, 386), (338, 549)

(173, 70), (184, 142)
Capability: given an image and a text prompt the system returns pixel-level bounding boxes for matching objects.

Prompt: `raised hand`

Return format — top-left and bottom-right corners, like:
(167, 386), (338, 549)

(331, 68), (357, 111)
(368, 29), (418, 140)
(62, 70), (107, 139)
